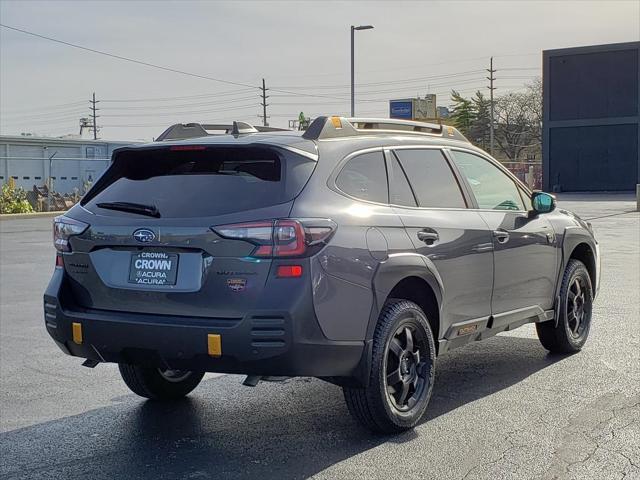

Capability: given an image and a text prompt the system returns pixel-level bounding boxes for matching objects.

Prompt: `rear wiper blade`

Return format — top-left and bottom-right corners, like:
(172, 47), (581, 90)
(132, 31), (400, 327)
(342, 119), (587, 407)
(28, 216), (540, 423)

(96, 201), (161, 218)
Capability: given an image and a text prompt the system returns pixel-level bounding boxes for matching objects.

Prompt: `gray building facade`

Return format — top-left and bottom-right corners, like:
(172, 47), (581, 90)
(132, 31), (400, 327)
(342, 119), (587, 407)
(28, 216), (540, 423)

(0, 135), (135, 193)
(543, 41), (640, 191)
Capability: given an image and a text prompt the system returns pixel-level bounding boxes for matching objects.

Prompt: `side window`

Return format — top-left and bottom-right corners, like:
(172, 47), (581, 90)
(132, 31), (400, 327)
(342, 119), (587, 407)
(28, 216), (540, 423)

(336, 151), (388, 203)
(388, 154), (417, 207)
(450, 151), (525, 211)
(393, 149), (466, 208)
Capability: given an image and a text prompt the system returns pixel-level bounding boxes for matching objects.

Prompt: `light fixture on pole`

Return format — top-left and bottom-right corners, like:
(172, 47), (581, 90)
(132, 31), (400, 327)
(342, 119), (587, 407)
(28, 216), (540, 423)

(351, 24), (374, 117)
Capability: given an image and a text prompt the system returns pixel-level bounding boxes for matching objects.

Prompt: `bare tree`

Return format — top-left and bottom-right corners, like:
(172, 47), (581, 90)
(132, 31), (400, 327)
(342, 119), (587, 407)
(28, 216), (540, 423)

(493, 78), (542, 161)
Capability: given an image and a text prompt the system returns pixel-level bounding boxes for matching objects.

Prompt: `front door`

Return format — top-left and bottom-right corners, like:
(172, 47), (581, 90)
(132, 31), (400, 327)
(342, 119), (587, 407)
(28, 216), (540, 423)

(448, 149), (558, 316)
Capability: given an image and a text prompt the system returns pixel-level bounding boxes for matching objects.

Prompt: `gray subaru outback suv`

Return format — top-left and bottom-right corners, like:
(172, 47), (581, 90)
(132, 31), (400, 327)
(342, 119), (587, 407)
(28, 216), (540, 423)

(44, 116), (599, 433)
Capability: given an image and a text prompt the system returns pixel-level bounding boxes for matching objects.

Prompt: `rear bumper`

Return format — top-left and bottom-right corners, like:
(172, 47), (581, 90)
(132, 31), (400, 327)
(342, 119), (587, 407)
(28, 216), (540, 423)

(44, 268), (365, 381)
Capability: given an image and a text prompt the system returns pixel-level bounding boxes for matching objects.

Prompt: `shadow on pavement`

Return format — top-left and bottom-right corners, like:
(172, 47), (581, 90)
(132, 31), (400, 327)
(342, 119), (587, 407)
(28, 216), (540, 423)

(0, 336), (568, 480)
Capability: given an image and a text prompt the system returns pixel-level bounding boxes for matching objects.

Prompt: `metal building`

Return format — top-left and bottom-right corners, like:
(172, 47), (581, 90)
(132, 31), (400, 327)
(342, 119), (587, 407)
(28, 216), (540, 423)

(543, 41), (640, 192)
(0, 135), (135, 193)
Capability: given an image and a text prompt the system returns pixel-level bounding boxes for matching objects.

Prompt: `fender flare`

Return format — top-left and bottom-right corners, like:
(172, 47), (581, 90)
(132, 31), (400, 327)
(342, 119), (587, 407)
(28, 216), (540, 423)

(552, 226), (599, 325)
(557, 227), (598, 299)
(350, 253), (444, 387)
(367, 252), (444, 341)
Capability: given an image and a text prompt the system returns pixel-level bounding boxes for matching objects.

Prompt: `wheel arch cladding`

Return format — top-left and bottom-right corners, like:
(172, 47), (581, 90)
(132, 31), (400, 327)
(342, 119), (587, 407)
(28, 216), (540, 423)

(371, 255), (443, 346)
(569, 242), (596, 291)
(385, 276), (440, 342)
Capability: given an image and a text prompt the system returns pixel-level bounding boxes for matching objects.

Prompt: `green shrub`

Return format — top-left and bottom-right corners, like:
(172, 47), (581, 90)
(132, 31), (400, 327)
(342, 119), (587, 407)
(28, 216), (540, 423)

(1, 183), (34, 214)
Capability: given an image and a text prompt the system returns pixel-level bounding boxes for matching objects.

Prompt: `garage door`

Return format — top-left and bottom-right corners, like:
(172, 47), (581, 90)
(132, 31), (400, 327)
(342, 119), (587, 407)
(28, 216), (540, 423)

(549, 124), (638, 191)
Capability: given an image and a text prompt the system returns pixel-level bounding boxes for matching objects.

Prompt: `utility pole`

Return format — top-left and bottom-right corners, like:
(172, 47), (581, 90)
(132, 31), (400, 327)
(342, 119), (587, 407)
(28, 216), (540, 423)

(259, 79), (269, 126)
(89, 92), (100, 140)
(487, 57), (496, 156)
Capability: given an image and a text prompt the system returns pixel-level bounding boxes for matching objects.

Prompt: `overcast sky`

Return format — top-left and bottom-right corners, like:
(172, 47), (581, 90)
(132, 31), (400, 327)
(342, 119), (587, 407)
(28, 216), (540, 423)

(1, 0), (638, 141)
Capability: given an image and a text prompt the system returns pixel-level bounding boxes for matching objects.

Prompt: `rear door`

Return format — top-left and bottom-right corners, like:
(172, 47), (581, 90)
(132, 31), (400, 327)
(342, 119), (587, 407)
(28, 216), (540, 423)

(65, 144), (316, 318)
(386, 147), (494, 331)
(448, 149), (558, 315)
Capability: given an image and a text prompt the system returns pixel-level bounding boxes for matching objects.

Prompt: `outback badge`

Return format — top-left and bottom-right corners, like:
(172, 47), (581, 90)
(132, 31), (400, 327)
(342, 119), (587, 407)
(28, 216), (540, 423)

(227, 278), (246, 292)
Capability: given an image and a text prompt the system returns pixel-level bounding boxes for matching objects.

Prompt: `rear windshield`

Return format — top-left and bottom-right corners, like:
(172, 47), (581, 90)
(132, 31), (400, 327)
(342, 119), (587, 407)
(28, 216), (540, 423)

(82, 146), (315, 218)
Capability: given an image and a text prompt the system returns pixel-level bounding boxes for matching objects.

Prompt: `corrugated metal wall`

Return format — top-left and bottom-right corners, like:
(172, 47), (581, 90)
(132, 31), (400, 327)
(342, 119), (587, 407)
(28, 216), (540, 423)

(543, 42), (640, 192)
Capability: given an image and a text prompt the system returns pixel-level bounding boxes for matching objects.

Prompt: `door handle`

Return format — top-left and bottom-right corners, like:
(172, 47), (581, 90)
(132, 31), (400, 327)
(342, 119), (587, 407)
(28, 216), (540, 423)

(417, 230), (439, 245)
(493, 229), (510, 244)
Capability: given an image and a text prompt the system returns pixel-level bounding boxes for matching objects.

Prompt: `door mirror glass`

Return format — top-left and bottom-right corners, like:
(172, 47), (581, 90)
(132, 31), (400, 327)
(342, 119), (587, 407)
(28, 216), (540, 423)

(531, 192), (555, 214)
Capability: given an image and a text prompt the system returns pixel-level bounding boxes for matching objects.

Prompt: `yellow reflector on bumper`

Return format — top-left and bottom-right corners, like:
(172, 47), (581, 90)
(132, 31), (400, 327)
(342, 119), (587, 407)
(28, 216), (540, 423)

(208, 334), (222, 357)
(72, 322), (83, 344)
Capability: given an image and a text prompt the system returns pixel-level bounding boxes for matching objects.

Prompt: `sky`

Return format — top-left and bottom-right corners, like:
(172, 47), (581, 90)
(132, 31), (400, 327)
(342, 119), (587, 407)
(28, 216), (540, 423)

(1, 0), (639, 141)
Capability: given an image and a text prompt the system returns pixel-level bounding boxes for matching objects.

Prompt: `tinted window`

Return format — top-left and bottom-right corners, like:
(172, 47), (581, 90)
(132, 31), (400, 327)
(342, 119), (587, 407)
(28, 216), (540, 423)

(450, 150), (524, 211)
(336, 151), (388, 203)
(83, 146), (316, 218)
(393, 149), (466, 208)
(388, 155), (417, 207)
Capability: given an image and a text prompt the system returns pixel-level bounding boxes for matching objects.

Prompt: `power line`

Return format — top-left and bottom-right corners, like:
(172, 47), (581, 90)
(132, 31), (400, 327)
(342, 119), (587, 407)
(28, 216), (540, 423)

(266, 54), (495, 80)
(0, 115), (83, 126)
(100, 104), (258, 118)
(1, 100), (87, 114)
(100, 95), (259, 111)
(2, 107), (86, 120)
(0, 23), (258, 89)
(101, 88), (256, 103)
(0, 23), (542, 109)
(0, 23), (351, 104)
(271, 69), (486, 90)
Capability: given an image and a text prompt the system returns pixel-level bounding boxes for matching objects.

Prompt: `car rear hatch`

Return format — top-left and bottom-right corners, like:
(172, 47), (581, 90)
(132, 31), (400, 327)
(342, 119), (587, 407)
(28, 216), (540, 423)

(62, 141), (317, 319)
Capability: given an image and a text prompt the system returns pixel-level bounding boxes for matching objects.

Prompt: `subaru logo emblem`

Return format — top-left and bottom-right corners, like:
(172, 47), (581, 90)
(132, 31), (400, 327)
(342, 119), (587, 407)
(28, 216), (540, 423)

(133, 229), (155, 243)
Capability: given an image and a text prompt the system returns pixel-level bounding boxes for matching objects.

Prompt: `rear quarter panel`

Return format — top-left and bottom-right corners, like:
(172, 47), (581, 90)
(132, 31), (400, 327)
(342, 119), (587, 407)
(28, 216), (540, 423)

(290, 143), (409, 341)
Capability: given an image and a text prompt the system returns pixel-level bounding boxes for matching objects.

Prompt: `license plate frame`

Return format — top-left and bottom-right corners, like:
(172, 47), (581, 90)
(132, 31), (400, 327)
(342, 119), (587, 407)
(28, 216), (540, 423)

(128, 252), (179, 286)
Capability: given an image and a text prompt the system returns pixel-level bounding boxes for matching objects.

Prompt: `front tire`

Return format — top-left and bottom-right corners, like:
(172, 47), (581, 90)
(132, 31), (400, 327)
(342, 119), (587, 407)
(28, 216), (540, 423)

(536, 259), (593, 353)
(118, 364), (205, 400)
(343, 299), (436, 434)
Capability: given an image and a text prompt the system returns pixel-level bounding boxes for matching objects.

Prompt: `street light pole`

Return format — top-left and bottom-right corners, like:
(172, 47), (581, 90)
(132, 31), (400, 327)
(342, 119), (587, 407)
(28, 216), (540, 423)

(350, 25), (374, 117)
(351, 26), (354, 117)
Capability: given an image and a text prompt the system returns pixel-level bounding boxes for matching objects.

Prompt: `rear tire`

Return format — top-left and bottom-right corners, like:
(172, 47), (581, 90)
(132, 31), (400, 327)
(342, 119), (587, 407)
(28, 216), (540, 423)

(536, 259), (593, 354)
(118, 364), (205, 400)
(343, 299), (436, 434)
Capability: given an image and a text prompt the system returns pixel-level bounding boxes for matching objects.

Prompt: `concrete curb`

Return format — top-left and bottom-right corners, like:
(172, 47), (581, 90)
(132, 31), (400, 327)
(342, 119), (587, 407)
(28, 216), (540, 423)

(0, 211), (67, 221)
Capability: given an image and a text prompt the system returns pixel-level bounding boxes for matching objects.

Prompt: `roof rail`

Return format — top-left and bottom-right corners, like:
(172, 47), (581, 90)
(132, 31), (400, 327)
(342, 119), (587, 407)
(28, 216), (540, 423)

(156, 122), (289, 141)
(302, 116), (468, 142)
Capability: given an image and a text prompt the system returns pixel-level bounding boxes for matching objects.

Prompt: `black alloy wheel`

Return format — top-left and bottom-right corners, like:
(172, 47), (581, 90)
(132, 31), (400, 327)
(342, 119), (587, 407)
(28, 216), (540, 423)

(343, 299), (436, 433)
(384, 325), (429, 412)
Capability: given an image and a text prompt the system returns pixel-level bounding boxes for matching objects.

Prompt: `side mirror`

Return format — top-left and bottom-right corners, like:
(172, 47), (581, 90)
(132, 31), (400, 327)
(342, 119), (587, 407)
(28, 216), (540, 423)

(531, 191), (556, 214)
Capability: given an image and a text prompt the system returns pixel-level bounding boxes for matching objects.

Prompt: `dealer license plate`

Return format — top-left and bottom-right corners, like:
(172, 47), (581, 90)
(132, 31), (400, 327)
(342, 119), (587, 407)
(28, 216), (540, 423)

(128, 252), (179, 286)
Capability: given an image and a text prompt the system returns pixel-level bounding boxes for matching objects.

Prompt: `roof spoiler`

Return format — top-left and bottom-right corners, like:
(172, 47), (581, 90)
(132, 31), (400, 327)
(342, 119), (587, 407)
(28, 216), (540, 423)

(302, 116), (468, 142)
(156, 122), (289, 141)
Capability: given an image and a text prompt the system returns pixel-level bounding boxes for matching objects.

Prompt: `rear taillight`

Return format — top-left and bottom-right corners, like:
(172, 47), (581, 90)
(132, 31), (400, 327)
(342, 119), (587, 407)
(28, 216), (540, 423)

(53, 215), (89, 252)
(211, 219), (336, 258)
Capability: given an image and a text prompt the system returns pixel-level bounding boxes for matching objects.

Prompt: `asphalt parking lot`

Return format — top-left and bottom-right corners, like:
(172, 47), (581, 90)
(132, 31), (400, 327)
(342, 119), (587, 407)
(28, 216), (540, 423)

(0, 193), (638, 480)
